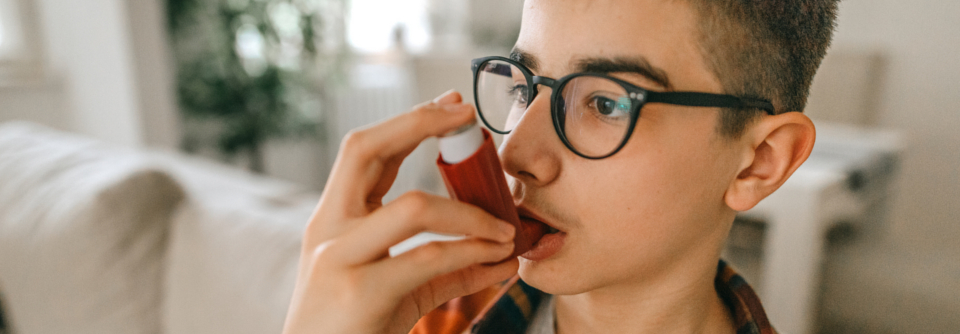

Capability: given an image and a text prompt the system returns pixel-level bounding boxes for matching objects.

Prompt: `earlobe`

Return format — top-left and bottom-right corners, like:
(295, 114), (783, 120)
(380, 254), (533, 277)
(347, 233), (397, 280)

(724, 112), (816, 211)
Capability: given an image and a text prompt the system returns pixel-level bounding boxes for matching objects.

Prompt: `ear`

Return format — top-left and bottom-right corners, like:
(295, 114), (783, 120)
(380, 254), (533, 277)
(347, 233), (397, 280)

(724, 112), (816, 211)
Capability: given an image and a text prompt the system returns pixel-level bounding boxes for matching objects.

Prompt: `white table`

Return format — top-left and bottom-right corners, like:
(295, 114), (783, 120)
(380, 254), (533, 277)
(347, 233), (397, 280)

(739, 122), (902, 334)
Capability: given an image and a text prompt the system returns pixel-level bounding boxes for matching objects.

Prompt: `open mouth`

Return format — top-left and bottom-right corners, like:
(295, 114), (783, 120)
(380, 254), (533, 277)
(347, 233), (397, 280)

(517, 211), (561, 234)
(517, 216), (550, 246)
(545, 225), (560, 234)
(516, 209), (567, 261)
(517, 208), (562, 236)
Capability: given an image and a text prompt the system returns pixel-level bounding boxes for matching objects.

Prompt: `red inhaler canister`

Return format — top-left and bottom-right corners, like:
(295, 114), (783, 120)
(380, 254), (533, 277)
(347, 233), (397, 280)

(436, 122), (547, 258)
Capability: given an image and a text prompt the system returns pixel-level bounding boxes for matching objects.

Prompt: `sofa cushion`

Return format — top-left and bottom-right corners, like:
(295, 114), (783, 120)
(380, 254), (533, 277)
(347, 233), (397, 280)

(0, 122), (185, 334)
(163, 188), (317, 334)
(153, 148), (319, 334)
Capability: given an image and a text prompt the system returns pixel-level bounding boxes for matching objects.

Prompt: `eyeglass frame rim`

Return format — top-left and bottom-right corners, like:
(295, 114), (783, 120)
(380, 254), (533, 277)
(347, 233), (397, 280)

(470, 56), (777, 160)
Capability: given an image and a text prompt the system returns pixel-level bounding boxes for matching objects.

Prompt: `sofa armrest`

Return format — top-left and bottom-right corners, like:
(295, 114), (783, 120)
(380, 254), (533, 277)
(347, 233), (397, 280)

(0, 121), (185, 334)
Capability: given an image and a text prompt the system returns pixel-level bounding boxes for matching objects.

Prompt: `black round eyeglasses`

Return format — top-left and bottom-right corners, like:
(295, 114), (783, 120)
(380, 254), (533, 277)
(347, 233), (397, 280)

(471, 56), (776, 159)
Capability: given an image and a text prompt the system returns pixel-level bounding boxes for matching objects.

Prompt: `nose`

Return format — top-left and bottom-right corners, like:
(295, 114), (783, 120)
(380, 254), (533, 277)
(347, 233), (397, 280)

(499, 85), (562, 189)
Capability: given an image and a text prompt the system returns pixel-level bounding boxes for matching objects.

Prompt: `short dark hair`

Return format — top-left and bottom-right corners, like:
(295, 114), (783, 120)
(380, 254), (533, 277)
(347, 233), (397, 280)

(687, 0), (840, 137)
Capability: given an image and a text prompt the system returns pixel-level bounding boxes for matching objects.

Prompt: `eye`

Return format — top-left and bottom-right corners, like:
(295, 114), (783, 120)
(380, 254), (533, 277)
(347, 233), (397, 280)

(507, 84), (530, 105)
(593, 96), (616, 115)
(588, 96), (631, 117)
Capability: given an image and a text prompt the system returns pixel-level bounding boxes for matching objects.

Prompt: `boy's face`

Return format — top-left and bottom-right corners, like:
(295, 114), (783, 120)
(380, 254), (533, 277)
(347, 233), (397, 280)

(504, 0), (744, 294)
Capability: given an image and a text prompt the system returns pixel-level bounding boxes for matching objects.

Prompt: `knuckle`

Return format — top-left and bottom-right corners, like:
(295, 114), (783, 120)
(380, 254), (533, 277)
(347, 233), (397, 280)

(327, 268), (367, 306)
(497, 241), (515, 257)
(303, 213), (348, 249)
(411, 103), (451, 133)
(477, 241), (510, 261)
(471, 241), (495, 259)
(397, 190), (432, 219)
(303, 215), (330, 246)
(339, 129), (370, 157)
(309, 242), (368, 295)
(412, 242), (446, 265)
(410, 104), (435, 125)
(311, 240), (339, 264)
(340, 269), (367, 295)
(304, 219), (324, 241)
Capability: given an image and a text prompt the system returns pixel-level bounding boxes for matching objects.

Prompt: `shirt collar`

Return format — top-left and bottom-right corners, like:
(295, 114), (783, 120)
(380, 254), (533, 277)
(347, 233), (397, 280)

(467, 259), (777, 334)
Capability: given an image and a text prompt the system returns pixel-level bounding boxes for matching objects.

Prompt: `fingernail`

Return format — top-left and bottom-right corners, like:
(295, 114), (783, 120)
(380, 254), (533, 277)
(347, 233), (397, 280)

(443, 103), (468, 112)
(434, 89), (459, 103)
(433, 89), (456, 102)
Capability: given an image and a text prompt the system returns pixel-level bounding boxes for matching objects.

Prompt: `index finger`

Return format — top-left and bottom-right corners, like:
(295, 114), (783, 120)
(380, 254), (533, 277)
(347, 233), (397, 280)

(331, 190), (515, 266)
(321, 91), (477, 218)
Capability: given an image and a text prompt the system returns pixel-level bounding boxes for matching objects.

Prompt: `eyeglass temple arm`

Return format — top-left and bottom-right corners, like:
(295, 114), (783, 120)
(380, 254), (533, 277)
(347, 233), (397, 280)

(645, 92), (776, 115)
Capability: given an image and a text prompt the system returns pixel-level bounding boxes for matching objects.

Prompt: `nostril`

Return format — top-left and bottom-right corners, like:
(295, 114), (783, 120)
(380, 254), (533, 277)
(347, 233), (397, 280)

(518, 170), (538, 182)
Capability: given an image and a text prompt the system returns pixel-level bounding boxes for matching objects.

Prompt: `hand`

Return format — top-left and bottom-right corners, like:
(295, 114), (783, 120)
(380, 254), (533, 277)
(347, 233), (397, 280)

(282, 90), (520, 334)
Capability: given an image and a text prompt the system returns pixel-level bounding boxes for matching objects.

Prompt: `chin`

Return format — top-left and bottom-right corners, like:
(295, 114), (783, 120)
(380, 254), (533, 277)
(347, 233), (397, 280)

(517, 256), (592, 295)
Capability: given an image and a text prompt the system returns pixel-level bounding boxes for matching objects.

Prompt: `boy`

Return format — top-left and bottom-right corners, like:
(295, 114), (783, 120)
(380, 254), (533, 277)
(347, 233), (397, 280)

(283, 0), (838, 333)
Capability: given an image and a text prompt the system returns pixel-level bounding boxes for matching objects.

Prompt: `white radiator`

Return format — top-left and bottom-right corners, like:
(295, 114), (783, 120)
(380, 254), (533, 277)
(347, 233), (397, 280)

(330, 62), (439, 202)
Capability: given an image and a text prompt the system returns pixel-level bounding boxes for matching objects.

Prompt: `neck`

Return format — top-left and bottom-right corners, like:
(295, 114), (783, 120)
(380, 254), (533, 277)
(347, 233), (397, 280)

(553, 257), (735, 334)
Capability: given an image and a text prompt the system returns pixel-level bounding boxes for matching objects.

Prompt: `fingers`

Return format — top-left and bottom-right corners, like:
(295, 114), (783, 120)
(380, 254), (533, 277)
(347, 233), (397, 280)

(332, 191), (515, 265)
(415, 259), (520, 311)
(374, 238), (517, 300)
(321, 90), (477, 219)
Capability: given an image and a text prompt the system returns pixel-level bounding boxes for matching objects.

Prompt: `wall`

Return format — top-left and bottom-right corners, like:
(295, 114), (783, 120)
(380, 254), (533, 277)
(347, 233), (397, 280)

(0, 0), (178, 150)
(830, 0), (960, 252)
(0, 80), (68, 130)
(0, 0), (71, 132)
(33, 0), (144, 146)
(813, 1), (960, 332)
(126, 0), (180, 150)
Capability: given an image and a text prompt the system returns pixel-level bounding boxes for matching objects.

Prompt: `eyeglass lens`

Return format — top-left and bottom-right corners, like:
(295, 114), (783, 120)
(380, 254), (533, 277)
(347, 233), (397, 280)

(475, 59), (634, 158)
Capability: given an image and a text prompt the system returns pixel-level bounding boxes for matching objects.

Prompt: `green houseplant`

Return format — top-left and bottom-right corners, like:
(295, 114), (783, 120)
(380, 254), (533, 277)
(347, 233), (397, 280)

(167, 0), (347, 172)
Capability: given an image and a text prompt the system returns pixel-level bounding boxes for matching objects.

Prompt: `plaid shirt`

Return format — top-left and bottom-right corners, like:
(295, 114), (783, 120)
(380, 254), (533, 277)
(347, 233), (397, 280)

(410, 260), (776, 334)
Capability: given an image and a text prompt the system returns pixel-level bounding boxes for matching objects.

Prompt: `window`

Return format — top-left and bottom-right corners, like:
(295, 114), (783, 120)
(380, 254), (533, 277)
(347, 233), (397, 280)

(346, 0), (430, 53)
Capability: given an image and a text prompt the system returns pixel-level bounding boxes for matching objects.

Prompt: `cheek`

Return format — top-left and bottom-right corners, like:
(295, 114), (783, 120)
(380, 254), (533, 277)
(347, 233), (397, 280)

(575, 140), (722, 227)
(564, 116), (732, 271)
(570, 160), (701, 250)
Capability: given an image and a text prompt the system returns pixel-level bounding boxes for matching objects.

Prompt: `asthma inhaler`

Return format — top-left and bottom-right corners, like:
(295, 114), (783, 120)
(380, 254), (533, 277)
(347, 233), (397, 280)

(437, 120), (547, 258)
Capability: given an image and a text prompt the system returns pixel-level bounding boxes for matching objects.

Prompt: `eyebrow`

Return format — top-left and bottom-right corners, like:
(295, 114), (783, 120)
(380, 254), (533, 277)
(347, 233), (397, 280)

(575, 57), (672, 90)
(509, 48), (673, 90)
(509, 49), (540, 72)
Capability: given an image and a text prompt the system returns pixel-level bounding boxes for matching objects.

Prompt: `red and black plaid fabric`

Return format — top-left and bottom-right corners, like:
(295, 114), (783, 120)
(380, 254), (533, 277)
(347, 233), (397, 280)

(410, 260), (776, 334)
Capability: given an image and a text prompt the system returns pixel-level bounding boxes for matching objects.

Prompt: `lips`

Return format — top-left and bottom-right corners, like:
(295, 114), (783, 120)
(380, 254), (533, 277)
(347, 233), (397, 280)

(513, 207), (566, 258)
(513, 216), (549, 257)
(515, 207), (569, 261)
(517, 207), (562, 232)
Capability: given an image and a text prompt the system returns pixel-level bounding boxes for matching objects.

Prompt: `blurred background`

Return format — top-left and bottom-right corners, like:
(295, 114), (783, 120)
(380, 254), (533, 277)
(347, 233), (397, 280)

(0, 0), (956, 333)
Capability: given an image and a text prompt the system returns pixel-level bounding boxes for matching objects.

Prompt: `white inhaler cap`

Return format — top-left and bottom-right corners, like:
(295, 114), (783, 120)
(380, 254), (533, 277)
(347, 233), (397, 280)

(438, 120), (484, 164)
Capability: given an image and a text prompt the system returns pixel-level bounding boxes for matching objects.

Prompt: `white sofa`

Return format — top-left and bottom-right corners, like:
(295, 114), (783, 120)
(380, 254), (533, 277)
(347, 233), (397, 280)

(0, 121), (319, 334)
